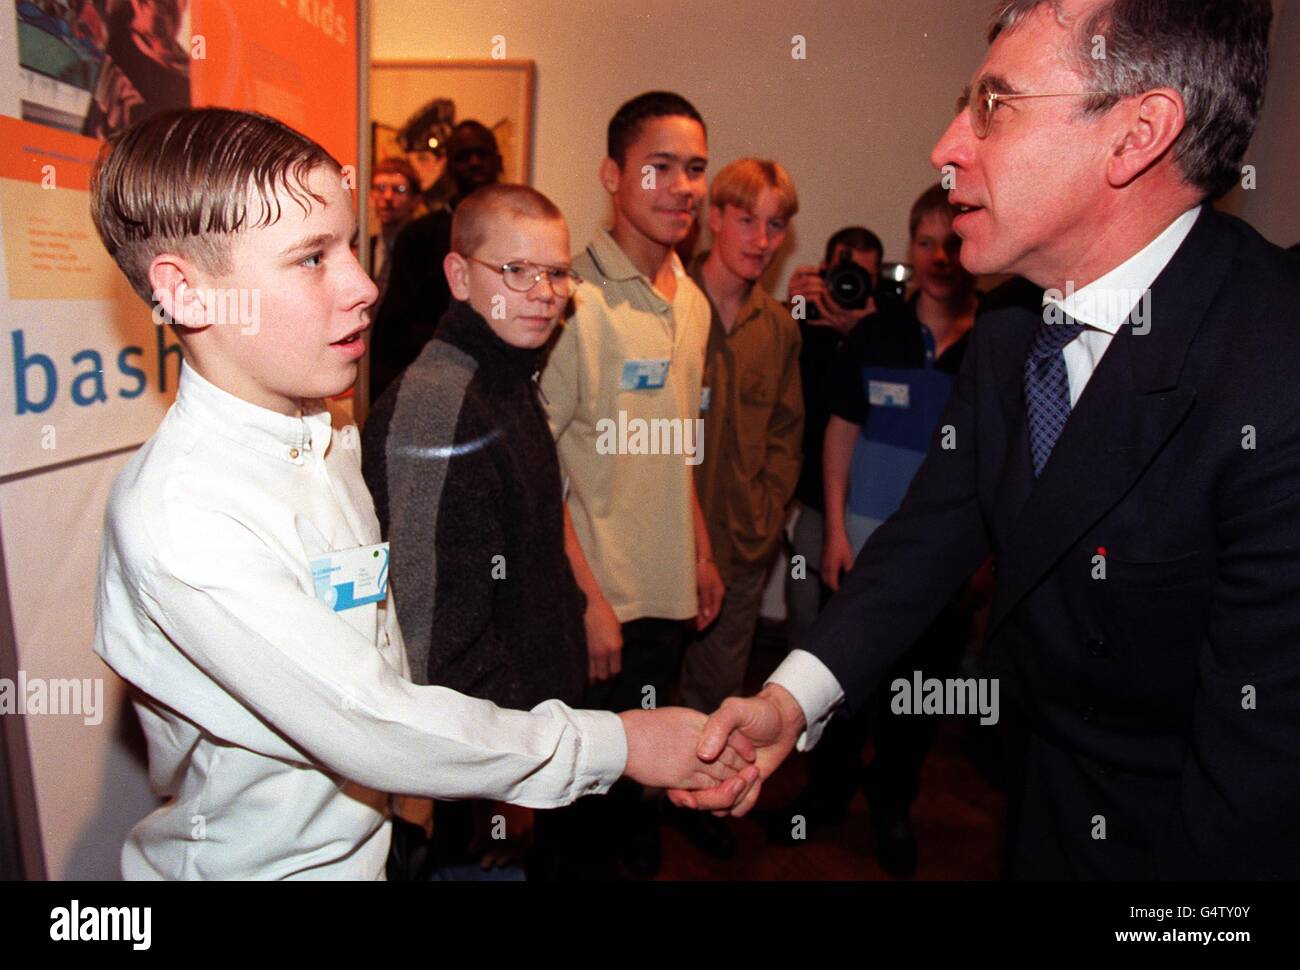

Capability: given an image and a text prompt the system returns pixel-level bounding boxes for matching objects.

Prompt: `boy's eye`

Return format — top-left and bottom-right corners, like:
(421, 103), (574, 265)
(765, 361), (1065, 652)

(688, 163), (707, 176)
(302, 252), (323, 268)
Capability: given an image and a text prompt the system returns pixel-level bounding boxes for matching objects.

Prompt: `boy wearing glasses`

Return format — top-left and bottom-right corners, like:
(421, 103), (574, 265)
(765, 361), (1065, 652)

(363, 184), (590, 878)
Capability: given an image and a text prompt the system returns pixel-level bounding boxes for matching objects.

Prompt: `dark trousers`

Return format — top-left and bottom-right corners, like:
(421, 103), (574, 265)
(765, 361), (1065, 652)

(804, 602), (971, 820)
(528, 618), (686, 880)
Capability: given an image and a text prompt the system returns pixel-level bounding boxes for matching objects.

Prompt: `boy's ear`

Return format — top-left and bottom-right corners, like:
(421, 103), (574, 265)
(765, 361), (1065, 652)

(148, 254), (211, 330)
(707, 203), (725, 236)
(444, 251), (471, 301)
(598, 156), (622, 196)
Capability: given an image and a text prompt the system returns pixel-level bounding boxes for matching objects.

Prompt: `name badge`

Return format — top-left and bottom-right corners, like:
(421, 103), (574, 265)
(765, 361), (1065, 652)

(310, 542), (390, 611)
(700, 386), (712, 414)
(620, 358), (670, 390)
(868, 380), (911, 409)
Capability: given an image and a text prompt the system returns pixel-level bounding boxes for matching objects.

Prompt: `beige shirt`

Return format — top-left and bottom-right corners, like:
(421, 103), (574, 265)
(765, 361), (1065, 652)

(540, 229), (711, 623)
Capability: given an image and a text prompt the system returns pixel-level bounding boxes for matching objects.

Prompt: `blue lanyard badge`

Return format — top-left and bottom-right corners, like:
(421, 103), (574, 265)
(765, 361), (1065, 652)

(310, 542), (390, 611)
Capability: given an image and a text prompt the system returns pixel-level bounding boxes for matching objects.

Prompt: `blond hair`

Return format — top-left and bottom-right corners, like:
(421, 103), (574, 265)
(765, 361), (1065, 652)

(708, 158), (798, 220)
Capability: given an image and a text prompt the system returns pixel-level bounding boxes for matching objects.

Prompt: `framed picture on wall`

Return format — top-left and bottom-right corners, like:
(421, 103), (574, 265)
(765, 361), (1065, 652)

(370, 58), (535, 191)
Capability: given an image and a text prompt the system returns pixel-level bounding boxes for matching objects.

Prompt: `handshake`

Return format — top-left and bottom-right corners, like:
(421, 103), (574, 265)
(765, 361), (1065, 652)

(617, 683), (807, 815)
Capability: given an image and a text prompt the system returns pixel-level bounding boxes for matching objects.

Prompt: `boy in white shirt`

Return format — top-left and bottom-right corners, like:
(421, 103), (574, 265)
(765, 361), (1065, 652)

(88, 107), (755, 879)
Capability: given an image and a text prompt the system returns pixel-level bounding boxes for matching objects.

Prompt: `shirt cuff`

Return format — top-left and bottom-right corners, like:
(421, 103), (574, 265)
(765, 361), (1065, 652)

(766, 650), (845, 752)
(569, 708), (628, 796)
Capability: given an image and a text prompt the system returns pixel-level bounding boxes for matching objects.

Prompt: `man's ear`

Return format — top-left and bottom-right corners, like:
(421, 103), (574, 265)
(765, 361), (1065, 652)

(444, 251), (471, 301)
(147, 254), (210, 330)
(1106, 87), (1186, 189)
(598, 156), (622, 196)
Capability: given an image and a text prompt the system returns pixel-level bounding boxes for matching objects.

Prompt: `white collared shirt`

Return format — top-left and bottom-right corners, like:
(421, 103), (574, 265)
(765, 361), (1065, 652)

(93, 362), (626, 880)
(769, 206), (1203, 749)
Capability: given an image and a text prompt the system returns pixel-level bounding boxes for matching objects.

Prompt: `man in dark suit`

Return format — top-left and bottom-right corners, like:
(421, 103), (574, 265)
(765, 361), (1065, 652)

(674, 0), (1299, 879)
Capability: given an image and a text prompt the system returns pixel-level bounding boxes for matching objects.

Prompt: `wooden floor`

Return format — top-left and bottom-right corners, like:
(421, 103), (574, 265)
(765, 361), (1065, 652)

(658, 621), (1009, 881)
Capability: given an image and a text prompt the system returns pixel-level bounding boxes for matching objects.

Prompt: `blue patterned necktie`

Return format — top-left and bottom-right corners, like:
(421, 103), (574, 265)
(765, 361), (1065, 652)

(1024, 315), (1085, 477)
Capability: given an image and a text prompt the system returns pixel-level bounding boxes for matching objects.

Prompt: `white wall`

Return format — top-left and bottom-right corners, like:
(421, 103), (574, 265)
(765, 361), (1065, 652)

(1233, 0), (1300, 247)
(372, 0), (995, 288)
(373, 0), (1299, 282)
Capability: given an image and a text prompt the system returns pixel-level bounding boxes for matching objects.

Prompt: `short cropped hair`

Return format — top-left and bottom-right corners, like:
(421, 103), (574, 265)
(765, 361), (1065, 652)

(988, 0), (1271, 200)
(824, 226), (883, 266)
(371, 156), (419, 193)
(908, 183), (959, 240)
(709, 158), (799, 221)
(451, 184), (566, 257)
(90, 107), (338, 303)
(607, 91), (705, 167)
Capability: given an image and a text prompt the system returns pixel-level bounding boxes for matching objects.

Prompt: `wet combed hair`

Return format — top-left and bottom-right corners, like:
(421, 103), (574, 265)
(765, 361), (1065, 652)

(824, 226), (883, 266)
(709, 158), (799, 220)
(450, 183), (566, 257)
(908, 183), (960, 239)
(90, 107), (340, 303)
(988, 0), (1271, 200)
(607, 91), (705, 167)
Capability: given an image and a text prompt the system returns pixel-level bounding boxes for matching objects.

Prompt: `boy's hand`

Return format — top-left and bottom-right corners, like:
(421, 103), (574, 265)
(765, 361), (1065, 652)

(821, 529), (856, 592)
(584, 594), (623, 682)
(695, 559), (725, 630)
(471, 801), (534, 870)
(618, 707), (758, 799)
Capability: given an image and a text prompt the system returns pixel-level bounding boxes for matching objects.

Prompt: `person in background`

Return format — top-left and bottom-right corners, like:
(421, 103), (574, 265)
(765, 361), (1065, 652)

(669, 158), (804, 859)
(539, 91), (722, 879)
(363, 184), (590, 880)
(368, 157), (421, 300)
(368, 121), (504, 403)
(783, 227), (884, 651)
(776, 184), (984, 876)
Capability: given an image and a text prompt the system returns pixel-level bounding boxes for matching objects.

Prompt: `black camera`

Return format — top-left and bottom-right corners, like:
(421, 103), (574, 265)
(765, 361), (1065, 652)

(807, 249), (874, 319)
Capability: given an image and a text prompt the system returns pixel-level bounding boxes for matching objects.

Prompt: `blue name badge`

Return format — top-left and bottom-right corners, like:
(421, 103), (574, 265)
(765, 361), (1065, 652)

(620, 358), (670, 390)
(700, 386), (712, 413)
(310, 542), (390, 611)
(868, 379), (911, 409)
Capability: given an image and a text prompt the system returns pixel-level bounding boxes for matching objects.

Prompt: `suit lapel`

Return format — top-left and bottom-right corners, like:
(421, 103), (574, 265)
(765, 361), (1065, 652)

(986, 206), (1232, 637)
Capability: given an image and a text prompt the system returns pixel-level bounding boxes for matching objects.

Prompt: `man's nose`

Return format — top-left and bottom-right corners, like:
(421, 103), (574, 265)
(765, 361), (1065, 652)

(930, 111), (974, 177)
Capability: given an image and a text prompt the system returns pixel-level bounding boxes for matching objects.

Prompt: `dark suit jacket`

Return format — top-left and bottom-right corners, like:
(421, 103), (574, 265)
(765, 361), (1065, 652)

(805, 206), (1300, 878)
(368, 209), (453, 403)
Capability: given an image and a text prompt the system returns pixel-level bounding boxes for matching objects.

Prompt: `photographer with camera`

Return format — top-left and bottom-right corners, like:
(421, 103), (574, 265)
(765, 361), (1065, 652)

(784, 228), (884, 652)
(769, 186), (982, 875)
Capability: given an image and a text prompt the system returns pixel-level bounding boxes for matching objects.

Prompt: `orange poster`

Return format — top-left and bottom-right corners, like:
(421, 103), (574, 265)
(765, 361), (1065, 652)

(1, 0), (360, 477)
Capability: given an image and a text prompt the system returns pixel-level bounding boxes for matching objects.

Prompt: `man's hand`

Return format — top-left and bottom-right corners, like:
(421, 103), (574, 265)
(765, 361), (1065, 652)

(696, 559), (725, 630)
(666, 684), (805, 817)
(585, 594), (623, 682)
(787, 265), (874, 335)
(821, 528), (856, 592)
(618, 707), (758, 798)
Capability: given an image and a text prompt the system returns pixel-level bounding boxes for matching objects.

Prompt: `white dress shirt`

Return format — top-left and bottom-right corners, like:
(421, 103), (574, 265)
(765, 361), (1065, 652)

(93, 362), (627, 880)
(769, 205), (1203, 749)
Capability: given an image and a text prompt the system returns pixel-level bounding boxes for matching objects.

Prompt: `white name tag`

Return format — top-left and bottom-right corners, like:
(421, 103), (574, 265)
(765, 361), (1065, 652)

(700, 386), (712, 413)
(868, 380), (910, 408)
(620, 358), (670, 390)
(310, 542), (390, 611)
